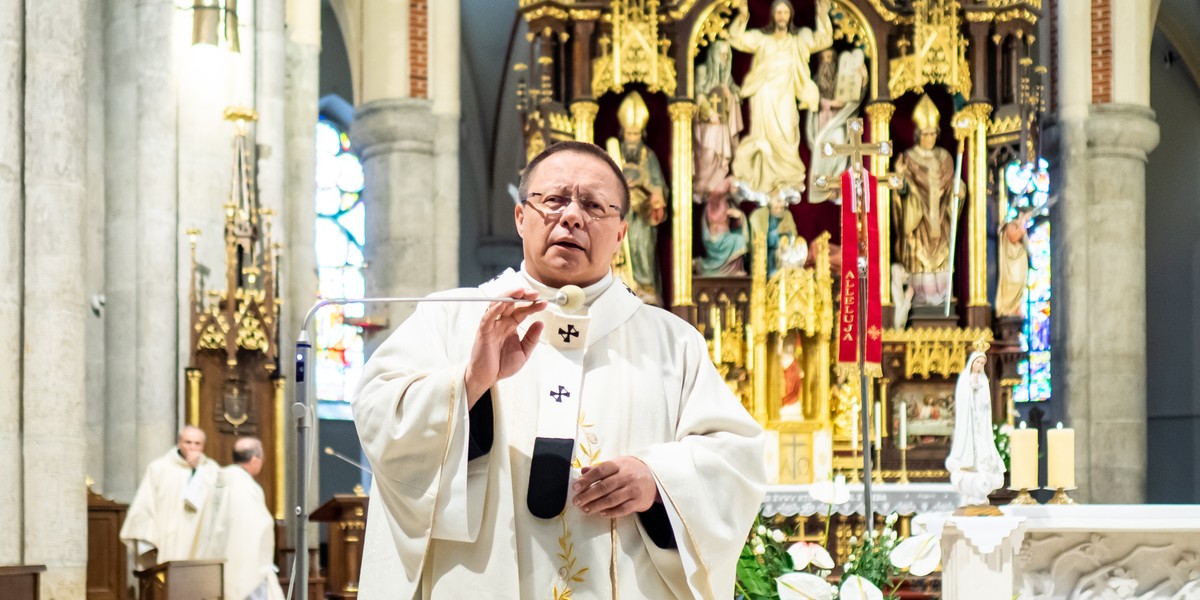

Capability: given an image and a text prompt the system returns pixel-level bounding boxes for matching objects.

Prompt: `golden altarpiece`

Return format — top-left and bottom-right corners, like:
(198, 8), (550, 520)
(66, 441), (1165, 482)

(514, 0), (1045, 491)
(184, 108), (287, 519)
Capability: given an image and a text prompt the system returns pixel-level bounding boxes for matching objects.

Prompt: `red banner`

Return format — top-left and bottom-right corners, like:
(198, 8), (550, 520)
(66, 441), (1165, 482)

(837, 168), (883, 378)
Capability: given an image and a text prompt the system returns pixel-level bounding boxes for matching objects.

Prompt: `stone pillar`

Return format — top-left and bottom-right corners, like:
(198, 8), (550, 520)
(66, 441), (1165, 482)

(84, 0), (109, 491)
(0, 0), (24, 566)
(1053, 0), (1159, 504)
(23, 0), (89, 594)
(135, 0), (180, 477)
(429, 0), (460, 291)
(283, 0), (320, 534)
(352, 98), (436, 342)
(103, 0), (141, 502)
(1073, 105), (1158, 503)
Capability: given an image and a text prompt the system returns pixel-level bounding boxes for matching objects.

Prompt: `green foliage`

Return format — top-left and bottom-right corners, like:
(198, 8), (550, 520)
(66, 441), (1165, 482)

(735, 514), (795, 600)
(993, 423), (1012, 471)
(839, 514), (900, 594)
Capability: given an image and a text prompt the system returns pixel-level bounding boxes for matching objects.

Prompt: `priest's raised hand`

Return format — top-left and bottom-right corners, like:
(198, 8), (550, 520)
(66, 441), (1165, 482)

(464, 287), (546, 406)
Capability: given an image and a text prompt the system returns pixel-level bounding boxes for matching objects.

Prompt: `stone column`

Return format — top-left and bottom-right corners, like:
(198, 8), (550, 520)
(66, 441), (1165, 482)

(103, 0), (141, 502)
(1073, 105), (1158, 503)
(84, 0), (109, 491)
(135, 0), (180, 477)
(282, 0), (320, 535)
(429, 0), (460, 291)
(23, 0), (89, 594)
(1053, 0), (1159, 504)
(0, 0), (24, 566)
(351, 98), (437, 343)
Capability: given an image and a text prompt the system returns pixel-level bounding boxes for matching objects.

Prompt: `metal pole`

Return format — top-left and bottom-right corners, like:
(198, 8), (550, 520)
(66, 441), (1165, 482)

(292, 334), (311, 600)
(853, 166), (874, 531)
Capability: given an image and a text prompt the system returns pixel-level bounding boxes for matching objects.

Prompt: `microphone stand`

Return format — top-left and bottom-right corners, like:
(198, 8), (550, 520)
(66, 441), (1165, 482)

(288, 293), (571, 600)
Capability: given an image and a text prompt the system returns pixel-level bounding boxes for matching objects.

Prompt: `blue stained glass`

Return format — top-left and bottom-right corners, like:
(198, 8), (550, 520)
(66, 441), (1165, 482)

(314, 118), (367, 419)
(1006, 158), (1052, 403)
(340, 200), (366, 246)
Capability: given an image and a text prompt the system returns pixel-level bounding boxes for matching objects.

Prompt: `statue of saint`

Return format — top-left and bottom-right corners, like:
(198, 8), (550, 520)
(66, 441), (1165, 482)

(946, 351), (1005, 507)
(830, 373), (858, 438)
(892, 94), (964, 306)
(728, 0), (832, 196)
(607, 91), (668, 305)
(778, 335), (804, 419)
(805, 47), (869, 202)
(693, 40), (743, 197)
(995, 210), (1033, 317)
(748, 187), (799, 278)
(694, 178), (748, 276)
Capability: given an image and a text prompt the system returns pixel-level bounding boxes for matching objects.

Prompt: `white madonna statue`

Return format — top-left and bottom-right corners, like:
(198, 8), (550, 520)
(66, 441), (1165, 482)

(946, 351), (1006, 507)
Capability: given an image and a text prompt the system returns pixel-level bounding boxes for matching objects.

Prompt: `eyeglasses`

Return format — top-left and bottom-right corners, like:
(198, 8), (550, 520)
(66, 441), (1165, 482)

(522, 192), (623, 223)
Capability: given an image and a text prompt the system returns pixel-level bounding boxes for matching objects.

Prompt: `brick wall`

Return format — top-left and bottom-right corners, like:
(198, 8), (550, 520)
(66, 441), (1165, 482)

(1091, 0), (1111, 103)
(410, 0), (428, 99)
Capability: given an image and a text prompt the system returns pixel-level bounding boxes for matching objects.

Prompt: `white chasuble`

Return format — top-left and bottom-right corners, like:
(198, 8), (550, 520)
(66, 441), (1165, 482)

(120, 449), (220, 566)
(203, 466), (286, 600)
(353, 269), (766, 600)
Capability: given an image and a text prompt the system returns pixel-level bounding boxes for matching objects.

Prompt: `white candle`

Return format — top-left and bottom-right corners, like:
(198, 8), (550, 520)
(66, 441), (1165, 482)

(1047, 422), (1075, 489)
(899, 401), (907, 450)
(1009, 422), (1038, 490)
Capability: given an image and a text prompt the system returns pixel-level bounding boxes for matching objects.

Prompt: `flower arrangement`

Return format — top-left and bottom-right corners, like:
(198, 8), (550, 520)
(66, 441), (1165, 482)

(735, 476), (942, 600)
(993, 423), (1012, 471)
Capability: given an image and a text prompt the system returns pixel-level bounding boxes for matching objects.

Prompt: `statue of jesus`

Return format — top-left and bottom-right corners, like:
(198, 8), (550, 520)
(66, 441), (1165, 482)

(728, 0), (832, 196)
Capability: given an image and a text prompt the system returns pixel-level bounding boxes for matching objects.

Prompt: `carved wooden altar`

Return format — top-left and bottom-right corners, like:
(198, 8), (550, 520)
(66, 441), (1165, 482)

(513, 0), (1045, 484)
(184, 107), (286, 518)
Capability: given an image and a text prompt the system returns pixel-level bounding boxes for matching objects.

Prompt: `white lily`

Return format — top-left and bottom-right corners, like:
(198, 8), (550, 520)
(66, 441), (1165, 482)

(890, 533), (942, 576)
(776, 572), (834, 600)
(809, 474), (851, 505)
(838, 575), (884, 600)
(787, 542), (835, 570)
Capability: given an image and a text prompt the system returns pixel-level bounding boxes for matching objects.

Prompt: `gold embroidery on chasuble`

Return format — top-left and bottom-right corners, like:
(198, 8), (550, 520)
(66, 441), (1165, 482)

(553, 412), (601, 599)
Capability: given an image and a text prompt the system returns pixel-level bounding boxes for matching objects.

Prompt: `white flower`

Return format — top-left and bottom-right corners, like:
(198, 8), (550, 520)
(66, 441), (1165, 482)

(869, 530), (879, 539)
(772, 529), (786, 543)
(890, 533), (942, 576)
(787, 542), (835, 570)
(809, 474), (851, 505)
(754, 543), (766, 556)
(776, 572), (835, 600)
(849, 536), (857, 546)
(1000, 423), (1013, 434)
(758, 525), (768, 536)
(885, 513), (898, 526)
(838, 575), (884, 600)
(884, 529), (897, 540)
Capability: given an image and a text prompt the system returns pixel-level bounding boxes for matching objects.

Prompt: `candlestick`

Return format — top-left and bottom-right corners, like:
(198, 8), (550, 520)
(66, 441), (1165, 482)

(1047, 487), (1076, 504)
(1047, 422), (1076, 490)
(899, 400), (907, 450)
(1009, 422), (1038, 491)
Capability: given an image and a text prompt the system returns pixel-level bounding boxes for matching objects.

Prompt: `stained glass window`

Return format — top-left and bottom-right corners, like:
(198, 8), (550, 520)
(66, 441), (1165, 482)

(314, 119), (366, 420)
(1003, 158), (1051, 403)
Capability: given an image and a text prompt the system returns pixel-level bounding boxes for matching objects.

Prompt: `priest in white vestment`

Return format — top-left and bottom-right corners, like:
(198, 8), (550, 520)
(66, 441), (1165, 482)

(120, 425), (220, 569)
(353, 141), (767, 599)
(204, 437), (286, 600)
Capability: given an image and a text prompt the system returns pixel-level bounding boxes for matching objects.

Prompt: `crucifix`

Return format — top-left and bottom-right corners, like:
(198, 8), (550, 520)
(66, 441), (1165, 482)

(822, 117), (890, 529)
(821, 119), (892, 213)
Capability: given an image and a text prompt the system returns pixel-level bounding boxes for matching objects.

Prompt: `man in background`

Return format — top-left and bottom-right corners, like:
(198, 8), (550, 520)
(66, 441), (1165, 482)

(120, 425), (220, 569)
(205, 437), (285, 600)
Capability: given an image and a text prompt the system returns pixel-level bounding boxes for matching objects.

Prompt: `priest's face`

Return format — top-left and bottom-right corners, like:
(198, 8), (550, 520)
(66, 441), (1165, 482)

(516, 151), (628, 288)
(178, 427), (205, 457)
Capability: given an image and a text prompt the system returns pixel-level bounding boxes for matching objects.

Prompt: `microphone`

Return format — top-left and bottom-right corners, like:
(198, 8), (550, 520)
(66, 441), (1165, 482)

(288, 282), (585, 600)
(324, 446), (372, 474)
